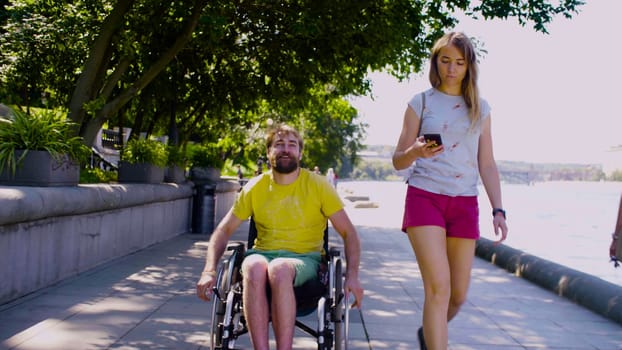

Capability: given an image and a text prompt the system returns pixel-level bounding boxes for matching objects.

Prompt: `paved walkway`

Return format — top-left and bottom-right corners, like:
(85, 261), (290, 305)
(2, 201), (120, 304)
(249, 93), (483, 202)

(1, 212), (621, 349)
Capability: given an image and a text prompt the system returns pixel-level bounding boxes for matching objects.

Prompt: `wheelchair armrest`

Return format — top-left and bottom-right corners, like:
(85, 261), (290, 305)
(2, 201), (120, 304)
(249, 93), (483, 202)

(226, 241), (246, 252)
(221, 241), (246, 272)
(328, 246), (341, 258)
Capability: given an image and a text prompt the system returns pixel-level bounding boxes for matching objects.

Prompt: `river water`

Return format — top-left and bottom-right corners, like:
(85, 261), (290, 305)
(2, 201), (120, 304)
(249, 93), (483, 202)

(337, 180), (622, 286)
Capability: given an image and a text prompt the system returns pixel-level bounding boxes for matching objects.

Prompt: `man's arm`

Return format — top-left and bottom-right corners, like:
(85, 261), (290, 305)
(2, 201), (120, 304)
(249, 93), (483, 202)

(196, 209), (243, 301)
(328, 209), (364, 308)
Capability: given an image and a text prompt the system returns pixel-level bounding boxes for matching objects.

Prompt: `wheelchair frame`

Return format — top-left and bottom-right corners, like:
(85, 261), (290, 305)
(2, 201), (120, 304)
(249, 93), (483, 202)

(210, 220), (349, 350)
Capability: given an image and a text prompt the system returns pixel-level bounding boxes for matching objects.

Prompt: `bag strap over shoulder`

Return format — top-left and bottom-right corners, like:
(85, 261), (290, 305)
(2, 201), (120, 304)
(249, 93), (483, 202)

(417, 92), (425, 137)
(406, 92), (425, 185)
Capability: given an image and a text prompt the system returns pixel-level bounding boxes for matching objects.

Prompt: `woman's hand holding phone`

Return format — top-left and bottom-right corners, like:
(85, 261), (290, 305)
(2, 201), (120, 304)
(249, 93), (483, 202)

(423, 133), (443, 148)
(416, 134), (444, 158)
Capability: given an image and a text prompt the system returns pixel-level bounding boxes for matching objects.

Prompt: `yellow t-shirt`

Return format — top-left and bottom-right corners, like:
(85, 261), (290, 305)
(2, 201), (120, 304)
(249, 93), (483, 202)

(232, 168), (344, 254)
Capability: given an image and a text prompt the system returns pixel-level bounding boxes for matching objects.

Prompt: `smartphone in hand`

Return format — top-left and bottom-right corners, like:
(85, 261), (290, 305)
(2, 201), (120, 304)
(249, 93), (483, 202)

(423, 133), (443, 147)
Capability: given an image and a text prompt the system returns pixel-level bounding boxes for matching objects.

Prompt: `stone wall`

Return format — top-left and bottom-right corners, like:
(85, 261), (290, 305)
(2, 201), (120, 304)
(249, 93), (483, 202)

(0, 183), (197, 304)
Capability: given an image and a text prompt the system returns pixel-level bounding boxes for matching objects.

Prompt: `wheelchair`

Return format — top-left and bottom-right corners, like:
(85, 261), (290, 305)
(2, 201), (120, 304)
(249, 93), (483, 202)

(210, 219), (350, 350)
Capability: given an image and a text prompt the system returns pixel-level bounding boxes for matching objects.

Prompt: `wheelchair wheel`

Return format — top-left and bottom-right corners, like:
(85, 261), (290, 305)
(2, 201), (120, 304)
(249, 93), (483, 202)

(332, 258), (348, 350)
(211, 245), (244, 350)
(210, 263), (230, 349)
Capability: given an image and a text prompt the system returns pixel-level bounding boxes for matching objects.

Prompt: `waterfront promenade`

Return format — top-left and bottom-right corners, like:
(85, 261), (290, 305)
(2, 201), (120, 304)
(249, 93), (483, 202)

(1, 187), (621, 349)
(1, 223), (621, 348)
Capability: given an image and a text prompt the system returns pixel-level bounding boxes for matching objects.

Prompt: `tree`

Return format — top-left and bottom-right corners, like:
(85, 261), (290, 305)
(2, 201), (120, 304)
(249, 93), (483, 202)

(0, 1), (98, 109)
(1, 0), (584, 168)
(257, 85), (367, 174)
(69, 0), (209, 145)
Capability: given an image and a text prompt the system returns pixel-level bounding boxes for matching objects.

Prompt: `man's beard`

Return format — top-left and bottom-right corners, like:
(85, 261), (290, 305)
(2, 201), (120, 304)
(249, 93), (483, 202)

(273, 154), (299, 174)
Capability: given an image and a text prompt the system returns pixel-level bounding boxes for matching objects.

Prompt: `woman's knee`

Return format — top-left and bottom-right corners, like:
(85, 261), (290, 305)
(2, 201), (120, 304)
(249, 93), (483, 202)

(424, 278), (451, 303)
(449, 290), (468, 309)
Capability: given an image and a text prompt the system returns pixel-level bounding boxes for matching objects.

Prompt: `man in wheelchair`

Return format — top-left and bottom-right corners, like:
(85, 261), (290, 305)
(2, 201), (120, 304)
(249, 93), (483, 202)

(196, 124), (364, 350)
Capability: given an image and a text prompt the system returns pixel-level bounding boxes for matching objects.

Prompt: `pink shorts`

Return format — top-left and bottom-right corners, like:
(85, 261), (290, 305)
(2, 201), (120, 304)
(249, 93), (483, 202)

(402, 185), (480, 239)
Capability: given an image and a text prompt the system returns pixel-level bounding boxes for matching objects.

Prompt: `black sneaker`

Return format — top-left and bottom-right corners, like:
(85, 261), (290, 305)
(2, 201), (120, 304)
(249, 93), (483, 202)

(417, 326), (427, 350)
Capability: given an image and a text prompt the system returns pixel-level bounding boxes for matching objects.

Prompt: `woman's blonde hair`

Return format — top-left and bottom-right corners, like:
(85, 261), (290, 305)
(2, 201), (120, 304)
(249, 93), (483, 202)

(428, 32), (481, 129)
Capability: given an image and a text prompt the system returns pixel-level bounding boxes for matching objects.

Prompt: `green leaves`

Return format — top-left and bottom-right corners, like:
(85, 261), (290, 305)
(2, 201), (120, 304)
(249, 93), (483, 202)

(166, 144), (187, 167)
(121, 138), (168, 167)
(470, 0), (584, 33)
(0, 0), (585, 176)
(0, 108), (90, 175)
(188, 143), (225, 170)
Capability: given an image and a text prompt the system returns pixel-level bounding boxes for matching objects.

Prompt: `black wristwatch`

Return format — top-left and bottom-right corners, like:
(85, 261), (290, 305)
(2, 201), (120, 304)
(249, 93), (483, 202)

(492, 208), (506, 219)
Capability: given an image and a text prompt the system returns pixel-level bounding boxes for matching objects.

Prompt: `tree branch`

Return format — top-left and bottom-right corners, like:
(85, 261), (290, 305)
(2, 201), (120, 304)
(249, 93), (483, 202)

(68, 0), (136, 127)
(82, 0), (209, 146)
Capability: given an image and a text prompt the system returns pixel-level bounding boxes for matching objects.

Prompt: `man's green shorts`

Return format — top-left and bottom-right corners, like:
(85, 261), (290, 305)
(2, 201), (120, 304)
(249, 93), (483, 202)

(244, 249), (321, 287)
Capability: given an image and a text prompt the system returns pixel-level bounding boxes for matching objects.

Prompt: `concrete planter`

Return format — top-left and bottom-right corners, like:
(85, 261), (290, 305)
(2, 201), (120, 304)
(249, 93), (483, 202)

(189, 166), (221, 182)
(164, 165), (186, 183)
(0, 150), (79, 186)
(118, 161), (164, 184)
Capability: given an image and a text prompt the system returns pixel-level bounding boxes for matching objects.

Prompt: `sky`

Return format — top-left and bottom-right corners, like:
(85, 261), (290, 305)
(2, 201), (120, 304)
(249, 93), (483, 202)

(349, 1), (622, 172)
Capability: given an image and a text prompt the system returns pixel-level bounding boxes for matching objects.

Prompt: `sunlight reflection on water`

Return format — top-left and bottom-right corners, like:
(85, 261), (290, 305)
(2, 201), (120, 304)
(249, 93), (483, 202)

(338, 180), (622, 286)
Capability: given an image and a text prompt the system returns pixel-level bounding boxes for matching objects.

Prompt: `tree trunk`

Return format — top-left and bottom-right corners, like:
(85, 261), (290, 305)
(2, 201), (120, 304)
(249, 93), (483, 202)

(80, 0), (209, 147)
(68, 0), (136, 129)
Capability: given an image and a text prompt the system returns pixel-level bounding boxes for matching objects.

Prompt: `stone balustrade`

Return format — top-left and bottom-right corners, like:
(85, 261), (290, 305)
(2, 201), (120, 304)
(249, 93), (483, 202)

(0, 179), (240, 305)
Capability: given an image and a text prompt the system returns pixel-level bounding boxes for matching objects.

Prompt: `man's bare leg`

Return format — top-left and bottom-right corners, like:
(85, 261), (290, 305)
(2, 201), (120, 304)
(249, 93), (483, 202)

(242, 255), (270, 350)
(268, 259), (298, 350)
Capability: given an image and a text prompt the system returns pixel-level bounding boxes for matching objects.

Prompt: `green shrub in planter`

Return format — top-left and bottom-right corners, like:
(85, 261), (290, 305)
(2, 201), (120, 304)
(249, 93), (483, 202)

(121, 138), (168, 167)
(189, 143), (224, 169)
(167, 144), (187, 168)
(0, 108), (90, 176)
(118, 138), (168, 183)
(165, 145), (187, 183)
(188, 143), (225, 182)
